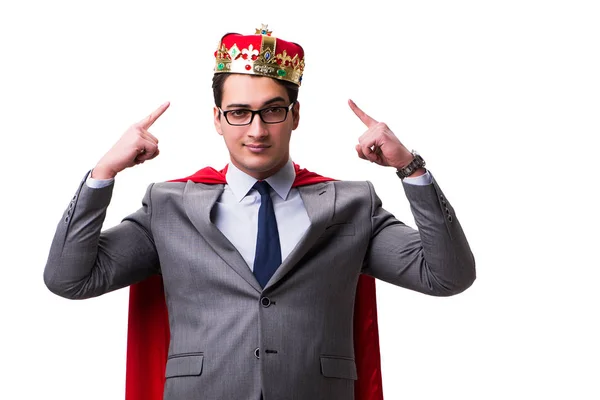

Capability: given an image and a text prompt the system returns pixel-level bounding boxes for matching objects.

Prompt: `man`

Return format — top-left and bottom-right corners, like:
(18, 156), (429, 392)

(44, 25), (475, 400)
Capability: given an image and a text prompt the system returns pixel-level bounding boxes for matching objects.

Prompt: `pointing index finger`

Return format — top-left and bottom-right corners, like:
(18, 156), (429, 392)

(348, 99), (378, 128)
(140, 101), (170, 129)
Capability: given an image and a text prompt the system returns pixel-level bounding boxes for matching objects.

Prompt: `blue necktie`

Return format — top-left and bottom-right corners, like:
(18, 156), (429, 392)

(253, 181), (282, 288)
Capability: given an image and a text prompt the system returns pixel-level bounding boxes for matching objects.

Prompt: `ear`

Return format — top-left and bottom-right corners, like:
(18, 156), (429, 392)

(213, 106), (223, 135)
(291, 101), (300, 130)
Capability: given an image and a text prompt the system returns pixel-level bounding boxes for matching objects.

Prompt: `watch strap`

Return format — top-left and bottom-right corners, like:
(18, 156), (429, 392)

(396, 151), (426, 179)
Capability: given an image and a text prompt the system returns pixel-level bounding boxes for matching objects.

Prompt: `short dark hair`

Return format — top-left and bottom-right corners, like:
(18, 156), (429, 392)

(212, 73), (299, 108)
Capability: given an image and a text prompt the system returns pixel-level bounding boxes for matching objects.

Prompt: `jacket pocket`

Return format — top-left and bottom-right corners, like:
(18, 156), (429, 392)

(165, 353), (204, 378)
(320, 355), (357, 380)
(322, 223), (355, 237)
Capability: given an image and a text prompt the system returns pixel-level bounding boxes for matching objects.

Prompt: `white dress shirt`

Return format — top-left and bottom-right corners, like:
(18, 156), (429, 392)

(86, 160), (432, 271)
(214, 161), (310, 271)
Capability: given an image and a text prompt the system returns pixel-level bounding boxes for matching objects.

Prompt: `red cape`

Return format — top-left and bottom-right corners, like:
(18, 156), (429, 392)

(125, 163), (383, 399)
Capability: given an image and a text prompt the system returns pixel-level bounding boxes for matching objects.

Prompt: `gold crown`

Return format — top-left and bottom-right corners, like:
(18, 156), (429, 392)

(214, 24), (305, 86)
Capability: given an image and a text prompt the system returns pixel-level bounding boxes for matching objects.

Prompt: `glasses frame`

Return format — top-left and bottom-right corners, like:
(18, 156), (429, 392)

(218, 102), (295, 126)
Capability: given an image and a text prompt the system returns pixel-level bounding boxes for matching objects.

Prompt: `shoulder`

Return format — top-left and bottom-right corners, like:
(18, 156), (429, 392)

(146, 181), (225, 199)
(328, 180), (375, 202)
(332, 180), (373, 192)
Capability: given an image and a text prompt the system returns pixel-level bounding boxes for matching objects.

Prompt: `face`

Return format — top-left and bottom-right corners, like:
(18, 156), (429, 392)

(214, 74), (300, 180)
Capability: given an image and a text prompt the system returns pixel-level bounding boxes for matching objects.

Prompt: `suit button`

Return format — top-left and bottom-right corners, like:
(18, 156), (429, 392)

(64, 215), (70, 223)
(445, 207), (450, 214)
(254, 347), (260, 359)
(260, 297), (271, 307)
(447, 215), (453, 222)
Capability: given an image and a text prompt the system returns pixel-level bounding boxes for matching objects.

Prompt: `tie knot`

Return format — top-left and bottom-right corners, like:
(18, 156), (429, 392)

(253, 180), (271, 196)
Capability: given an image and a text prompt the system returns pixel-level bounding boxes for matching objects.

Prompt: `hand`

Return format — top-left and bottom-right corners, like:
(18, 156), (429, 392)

(348, 99), (415, 170)
(92, 102), (170, 179)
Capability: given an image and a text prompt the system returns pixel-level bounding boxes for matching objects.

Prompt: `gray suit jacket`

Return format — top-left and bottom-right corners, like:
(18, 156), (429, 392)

(44, 171), (475, 400)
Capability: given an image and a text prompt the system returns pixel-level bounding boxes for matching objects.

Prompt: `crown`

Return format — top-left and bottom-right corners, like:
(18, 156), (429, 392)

(214, 24), (305, 86)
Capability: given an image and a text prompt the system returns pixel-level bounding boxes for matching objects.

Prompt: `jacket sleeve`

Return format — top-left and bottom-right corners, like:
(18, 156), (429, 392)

(43, 171), (160, 300)
(361, 174), (476, 296)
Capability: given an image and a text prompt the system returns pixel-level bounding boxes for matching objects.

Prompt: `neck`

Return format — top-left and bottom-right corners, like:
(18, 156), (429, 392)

(231, 157), (289, 180)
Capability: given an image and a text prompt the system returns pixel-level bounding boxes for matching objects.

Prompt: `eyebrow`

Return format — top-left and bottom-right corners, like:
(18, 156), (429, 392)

(225, 96), (288, 109)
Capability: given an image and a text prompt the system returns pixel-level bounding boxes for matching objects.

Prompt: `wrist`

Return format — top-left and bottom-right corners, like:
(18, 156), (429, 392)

(392, 158), (414, 170)
(406, 168), (426, 178)
(395, 150), (426, 179)
(91, 165), (117, 180)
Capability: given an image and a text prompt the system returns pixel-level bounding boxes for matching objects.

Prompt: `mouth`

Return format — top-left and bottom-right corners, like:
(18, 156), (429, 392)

(245, 144), (271, 153)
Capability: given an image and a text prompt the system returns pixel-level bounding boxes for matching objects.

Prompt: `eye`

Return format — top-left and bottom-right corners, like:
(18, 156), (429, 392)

(262, 107), (284, 115)
(228, 109), (251, 118)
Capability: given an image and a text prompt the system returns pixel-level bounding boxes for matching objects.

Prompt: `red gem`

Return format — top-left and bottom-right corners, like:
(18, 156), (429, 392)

(214, 51), (217, 57)
(276, 59), (282, 65)
(245, 64), (251, 70)
(242, 54), (248, 60)
(252, 55), (258, 61)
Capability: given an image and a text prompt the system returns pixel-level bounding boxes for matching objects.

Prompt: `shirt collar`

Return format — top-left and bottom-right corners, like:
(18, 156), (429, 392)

(225, 159), (295, 202)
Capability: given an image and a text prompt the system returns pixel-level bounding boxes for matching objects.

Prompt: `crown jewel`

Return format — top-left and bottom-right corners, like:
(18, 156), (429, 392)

(214, 24), (305, 86)
(255, 23), (272, 36)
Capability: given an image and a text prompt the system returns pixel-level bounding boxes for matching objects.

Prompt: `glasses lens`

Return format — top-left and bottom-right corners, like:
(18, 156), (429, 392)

(226, 110), (252, 125)
(260, 107), (287, 123)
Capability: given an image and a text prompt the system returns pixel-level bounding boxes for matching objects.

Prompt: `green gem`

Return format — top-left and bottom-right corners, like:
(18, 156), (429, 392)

(218, 63), (224, 70)
(277, 69), (286, 76)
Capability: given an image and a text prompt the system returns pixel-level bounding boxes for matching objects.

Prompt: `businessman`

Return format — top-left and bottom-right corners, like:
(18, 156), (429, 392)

(44, 25), (476, 400)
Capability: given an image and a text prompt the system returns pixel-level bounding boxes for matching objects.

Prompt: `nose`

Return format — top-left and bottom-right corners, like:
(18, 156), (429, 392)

(247, 113), (269, 139)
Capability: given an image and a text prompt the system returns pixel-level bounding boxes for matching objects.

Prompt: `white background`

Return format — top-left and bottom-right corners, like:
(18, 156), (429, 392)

(1, 0), (599, 399)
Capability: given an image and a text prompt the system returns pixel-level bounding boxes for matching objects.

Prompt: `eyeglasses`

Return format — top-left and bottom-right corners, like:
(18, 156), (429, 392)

(219, 102), (295, 126)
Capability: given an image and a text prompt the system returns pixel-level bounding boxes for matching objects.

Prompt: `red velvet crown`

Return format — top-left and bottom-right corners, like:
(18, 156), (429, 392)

(214, 24), (305, 86)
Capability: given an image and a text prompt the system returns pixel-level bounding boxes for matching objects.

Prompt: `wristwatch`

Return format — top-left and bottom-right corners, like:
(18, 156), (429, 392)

(396, 150), (426, 179)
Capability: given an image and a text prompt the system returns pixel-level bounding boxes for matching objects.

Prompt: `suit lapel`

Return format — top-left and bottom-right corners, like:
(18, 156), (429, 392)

(183, 181), (262, 293)
(264, 181), (335, 290)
